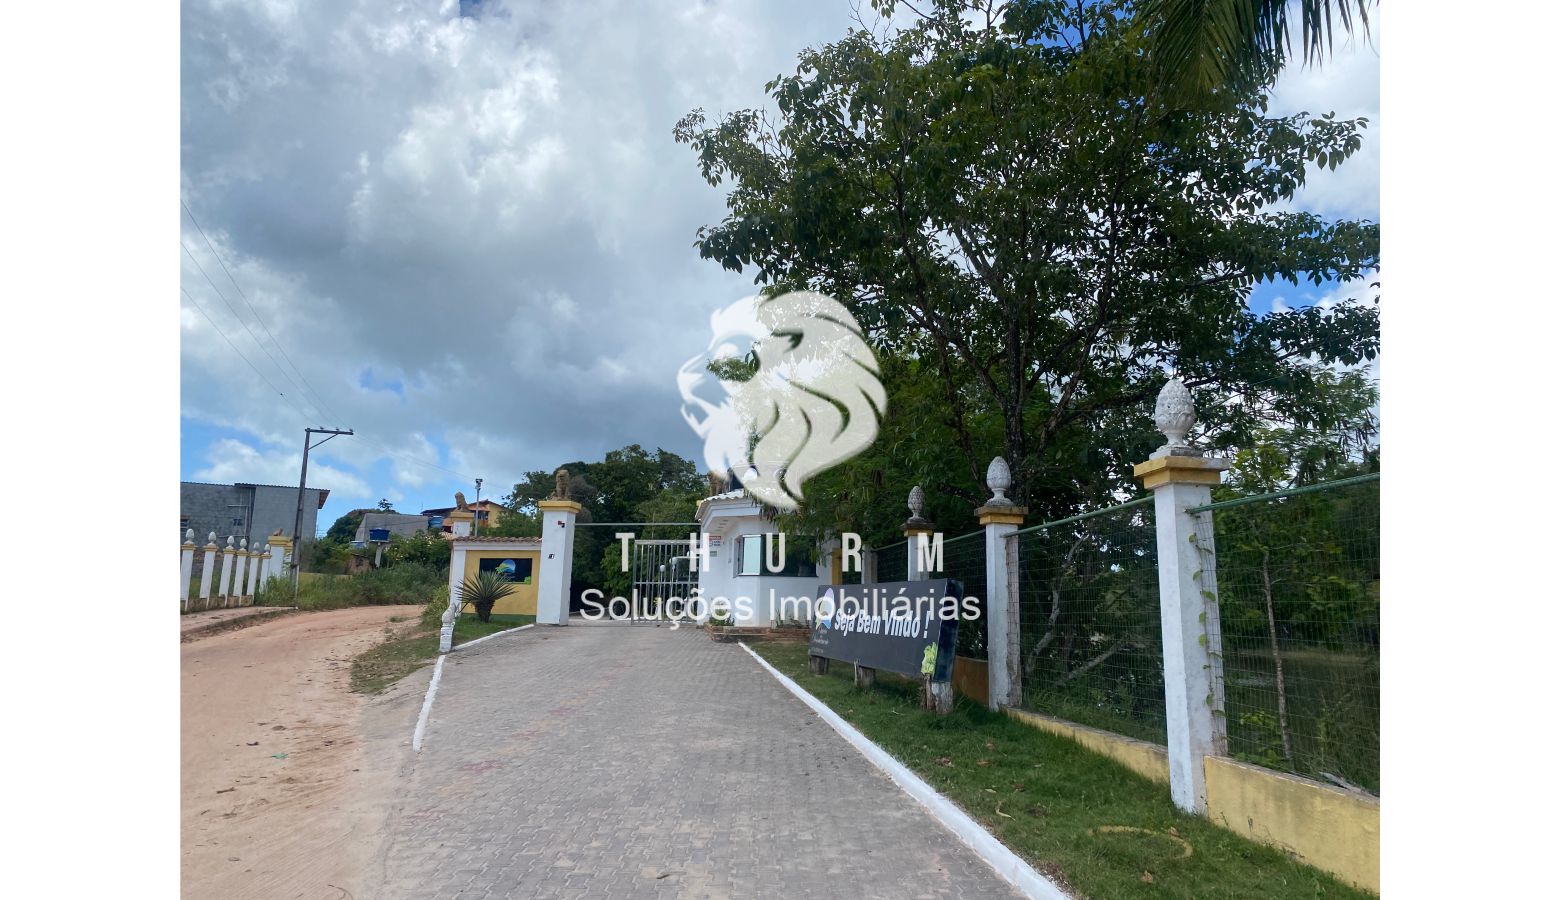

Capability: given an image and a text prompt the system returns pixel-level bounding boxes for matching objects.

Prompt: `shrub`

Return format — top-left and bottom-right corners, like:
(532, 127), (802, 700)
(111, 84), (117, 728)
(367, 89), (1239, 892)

(421, 585), (451, 627)
(258, 564), (447, 611)
(455, 570), (517, 623)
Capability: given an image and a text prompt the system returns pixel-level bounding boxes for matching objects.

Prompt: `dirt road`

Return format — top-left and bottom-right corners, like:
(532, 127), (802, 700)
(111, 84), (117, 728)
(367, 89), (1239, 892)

(181, 605), (425, 899)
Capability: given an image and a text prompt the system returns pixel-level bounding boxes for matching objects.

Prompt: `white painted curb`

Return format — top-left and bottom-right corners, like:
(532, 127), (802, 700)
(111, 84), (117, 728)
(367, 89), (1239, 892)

(414, 624), (535, 752)
(412, 654), (445, 753)
(451, 622), (534, 653)
(739, 643), (1069, 900)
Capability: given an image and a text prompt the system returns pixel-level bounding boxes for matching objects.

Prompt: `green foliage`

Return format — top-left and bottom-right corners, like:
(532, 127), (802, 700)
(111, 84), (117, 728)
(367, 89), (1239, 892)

(1135, 0), (1375, 102)
(386, 529), (452, 569)
(504, 443), (706, 600)
(323, 510), (366, 545)
(455, 570), (518, 623)
(258, 564), (447, 611)
(1207, 470), (1378, 790)
(483, 507), (542, 538)
(677, 0), (1378, 529)
(421, 584), (451, 627)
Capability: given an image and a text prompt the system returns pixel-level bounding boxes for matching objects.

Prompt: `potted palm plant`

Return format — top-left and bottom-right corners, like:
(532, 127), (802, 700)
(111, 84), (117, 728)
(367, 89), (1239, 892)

(456, 570), (517, 623)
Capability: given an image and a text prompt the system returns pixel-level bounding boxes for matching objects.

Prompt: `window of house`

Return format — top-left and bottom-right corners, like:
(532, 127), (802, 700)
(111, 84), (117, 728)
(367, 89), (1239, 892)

(736, 534), (815, 577)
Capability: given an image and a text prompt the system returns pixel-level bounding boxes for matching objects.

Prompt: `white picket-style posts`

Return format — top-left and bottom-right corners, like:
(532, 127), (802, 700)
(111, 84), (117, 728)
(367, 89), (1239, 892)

(246, 539), (262, 600)
(234, 539), (250, 605)
(198, 533), (219, 609)
(180, 529), (196, 611)
(219, 536), (237, 606)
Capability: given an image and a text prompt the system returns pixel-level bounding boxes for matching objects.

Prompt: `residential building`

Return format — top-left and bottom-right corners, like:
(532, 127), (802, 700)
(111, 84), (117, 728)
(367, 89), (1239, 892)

(422, 499), (509, 534)
(180, 481), (330, 554)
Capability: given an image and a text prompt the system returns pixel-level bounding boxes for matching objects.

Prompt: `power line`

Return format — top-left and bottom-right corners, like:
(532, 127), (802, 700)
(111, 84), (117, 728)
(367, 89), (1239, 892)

(181, 200), (345, 424)
(181, 287), (313, 423)
(178, 207), (475, 483)
(180, 240), (335, 424)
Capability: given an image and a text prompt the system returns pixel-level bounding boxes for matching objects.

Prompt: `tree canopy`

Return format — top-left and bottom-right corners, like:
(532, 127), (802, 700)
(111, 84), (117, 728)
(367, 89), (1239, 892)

(676, 0), (1377, 540)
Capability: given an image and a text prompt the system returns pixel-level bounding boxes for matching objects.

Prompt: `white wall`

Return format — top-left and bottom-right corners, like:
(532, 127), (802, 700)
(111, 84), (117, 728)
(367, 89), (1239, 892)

(696, 501), (824, 626)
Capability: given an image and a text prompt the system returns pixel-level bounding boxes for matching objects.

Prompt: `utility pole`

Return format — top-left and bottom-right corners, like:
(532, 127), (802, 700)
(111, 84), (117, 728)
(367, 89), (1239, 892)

(292, 426), (353, 585)
(474, 477), (483, 537)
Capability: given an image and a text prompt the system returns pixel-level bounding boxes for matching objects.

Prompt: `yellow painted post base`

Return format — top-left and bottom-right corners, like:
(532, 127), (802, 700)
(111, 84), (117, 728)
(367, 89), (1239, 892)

(1131, 454), (1228, 489)
(975, 505), (1027, 527)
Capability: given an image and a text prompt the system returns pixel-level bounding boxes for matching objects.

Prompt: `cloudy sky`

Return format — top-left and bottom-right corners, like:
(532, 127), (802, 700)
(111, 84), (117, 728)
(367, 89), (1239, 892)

(179, 0), (1380, 531)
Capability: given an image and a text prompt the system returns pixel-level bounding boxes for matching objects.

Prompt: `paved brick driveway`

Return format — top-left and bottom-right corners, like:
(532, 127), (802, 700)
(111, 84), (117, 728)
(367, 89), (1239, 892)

(376, 622), (1021, 899)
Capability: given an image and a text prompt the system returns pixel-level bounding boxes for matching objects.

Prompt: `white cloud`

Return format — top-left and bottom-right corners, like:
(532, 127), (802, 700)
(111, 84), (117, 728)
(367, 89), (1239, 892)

(182, 0), (1380, 520)
(194, 437), (374, 498)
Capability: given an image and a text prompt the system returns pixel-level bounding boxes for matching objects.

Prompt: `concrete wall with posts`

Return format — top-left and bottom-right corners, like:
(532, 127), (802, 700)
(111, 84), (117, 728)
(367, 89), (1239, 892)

(966, 378), (1378, 891)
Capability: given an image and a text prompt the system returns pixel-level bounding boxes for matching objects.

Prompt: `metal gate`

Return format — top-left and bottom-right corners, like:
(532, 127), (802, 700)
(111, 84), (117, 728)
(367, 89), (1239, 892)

(628, 538), (697, 622)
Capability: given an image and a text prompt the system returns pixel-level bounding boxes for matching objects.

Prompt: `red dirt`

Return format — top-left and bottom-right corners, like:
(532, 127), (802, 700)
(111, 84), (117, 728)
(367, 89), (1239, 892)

(181, 605), (425, 899)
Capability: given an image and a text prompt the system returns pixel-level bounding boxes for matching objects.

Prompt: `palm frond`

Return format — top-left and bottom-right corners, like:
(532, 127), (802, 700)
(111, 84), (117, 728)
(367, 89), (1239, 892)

(1139, 0), (1374, 100)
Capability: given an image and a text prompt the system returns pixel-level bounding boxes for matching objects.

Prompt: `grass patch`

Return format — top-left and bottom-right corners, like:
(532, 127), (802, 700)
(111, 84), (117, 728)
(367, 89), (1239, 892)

(752, 643), (1372, 900)
(349, 613), (536, 694)
(261, 564), (447, 611)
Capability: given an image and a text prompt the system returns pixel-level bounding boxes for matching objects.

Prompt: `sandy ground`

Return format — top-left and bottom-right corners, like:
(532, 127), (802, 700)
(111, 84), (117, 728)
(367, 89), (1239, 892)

(181, 605), (427, 900)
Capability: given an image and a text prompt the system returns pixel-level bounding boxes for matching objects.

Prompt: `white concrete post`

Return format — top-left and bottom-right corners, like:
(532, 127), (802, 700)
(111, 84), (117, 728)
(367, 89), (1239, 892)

(232, 540), (246, 605)
(904, 485), (934, 581)
(439, 543), (470, 653)
(180, 529), (196, 612)
(219, 536), (237, 606)
(977, 457), (1026, 711)
(537, 498), (581, 626)
(246, 541), (262, 600)
(198, 532), (219, 610)
(267, 539), (286, 591)
(1133, 379), (1230, 815)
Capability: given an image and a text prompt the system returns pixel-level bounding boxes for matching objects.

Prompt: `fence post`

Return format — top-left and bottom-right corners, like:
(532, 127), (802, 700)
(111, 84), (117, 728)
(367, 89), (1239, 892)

(233, 539), (248, 605)
(219, 536), (236, 606)
(440, 541), (470, 653)
(976, 457), (1026, 711)
(1133, 379), (1230, 815)
(244, 536), (260, 598)
(266, 534), (289, 593)
(903, 485), (951, 713)
(537, 472), (582, 627)
(198, 532), (219, 610)
(180, 529), (196, 612)
(903, 485), (935, 580)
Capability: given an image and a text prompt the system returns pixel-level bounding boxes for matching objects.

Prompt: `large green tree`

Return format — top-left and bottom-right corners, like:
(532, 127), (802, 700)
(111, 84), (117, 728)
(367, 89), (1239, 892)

(504, 444), (707, 598)
(676, 0), (1377, 518)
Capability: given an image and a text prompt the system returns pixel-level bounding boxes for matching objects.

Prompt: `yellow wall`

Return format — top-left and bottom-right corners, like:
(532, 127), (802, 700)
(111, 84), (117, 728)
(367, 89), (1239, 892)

(460, 549), (540, 616)
(1005, 707), (1170, 785)
(1004, 708), (1380, 893)
(1204, 756), (1380, 893)
(952, 656), (990, 706)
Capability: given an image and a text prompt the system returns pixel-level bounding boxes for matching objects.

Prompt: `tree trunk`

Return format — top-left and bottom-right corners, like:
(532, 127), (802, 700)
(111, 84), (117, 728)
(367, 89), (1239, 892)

(476, 601), (494, 623)
(1261, 550), (1293, 767)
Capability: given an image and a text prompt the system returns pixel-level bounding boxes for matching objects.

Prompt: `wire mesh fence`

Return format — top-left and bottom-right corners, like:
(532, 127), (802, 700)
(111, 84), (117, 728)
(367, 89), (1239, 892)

(1194, 473), (1380, 793)
(1010, 498), (1166, 744)
(940, 530), (988, 659)
(873, 540), (907, 585)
